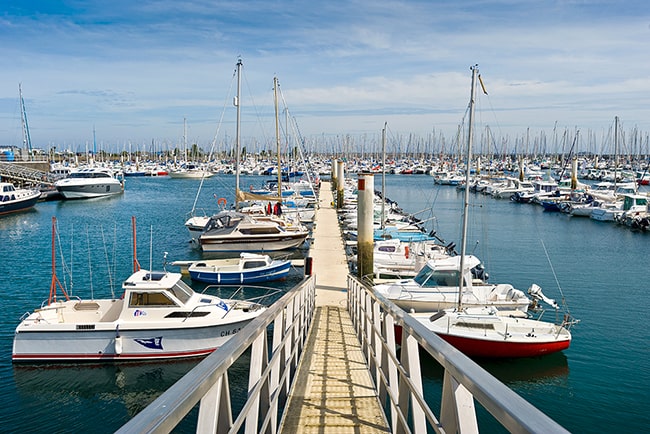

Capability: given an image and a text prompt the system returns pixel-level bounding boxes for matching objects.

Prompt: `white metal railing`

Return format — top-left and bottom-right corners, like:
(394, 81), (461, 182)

(116, 275), (315, 433)
(348, 274), (570, 434)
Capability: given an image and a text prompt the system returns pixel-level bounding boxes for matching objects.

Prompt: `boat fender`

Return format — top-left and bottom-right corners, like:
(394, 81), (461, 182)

(115, 326), (123, 355)
(217, 197), (227, 207)
(404, 245), (409, 259)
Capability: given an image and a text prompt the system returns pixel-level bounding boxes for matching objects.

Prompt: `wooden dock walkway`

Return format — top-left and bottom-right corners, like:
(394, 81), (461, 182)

(279, 181), (390, 433)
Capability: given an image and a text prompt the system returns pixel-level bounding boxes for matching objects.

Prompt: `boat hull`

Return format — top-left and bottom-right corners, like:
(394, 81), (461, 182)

(434, 332), (571, 358)
(0, 193), (40, 216)
(189, 261), (291, 284)
(55, 182), (124, 199)
(199, 234), (308, 252)
(12, 318), (255, 363)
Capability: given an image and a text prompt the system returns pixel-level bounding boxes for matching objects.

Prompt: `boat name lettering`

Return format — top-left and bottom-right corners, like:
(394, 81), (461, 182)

(133, 309), (147, 317)
(220, 327), (241, 337)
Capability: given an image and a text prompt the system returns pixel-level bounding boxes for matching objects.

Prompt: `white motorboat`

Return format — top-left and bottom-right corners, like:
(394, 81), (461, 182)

(54, 167), (124, 199)
(12, 216), (273, 363)
(373, 255), (539, 314)
(351, 238), (451, 279)
(197, 210), (309, 253)
(168, 164), (214, 179)
(0, 182), (40, 216)
(12, 268), (268, 362)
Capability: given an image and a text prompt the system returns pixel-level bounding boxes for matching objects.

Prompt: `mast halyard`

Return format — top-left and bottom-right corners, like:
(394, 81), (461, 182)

(457, 64), (479, 310)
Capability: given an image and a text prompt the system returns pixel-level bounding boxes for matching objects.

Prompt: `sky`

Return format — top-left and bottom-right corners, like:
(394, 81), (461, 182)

(0, 0), (649, 155)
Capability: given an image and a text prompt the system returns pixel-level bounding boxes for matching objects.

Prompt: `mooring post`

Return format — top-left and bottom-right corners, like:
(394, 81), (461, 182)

(336, 160), (345, 210)
(357, 172), (374, 281)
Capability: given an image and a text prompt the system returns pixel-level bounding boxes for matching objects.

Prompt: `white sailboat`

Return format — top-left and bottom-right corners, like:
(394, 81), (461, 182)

(196, 59), (309, 253)
(410, 65), (575, 358)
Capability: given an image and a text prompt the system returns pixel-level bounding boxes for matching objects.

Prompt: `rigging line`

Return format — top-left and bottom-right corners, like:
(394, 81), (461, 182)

(539, 238), (573, 318)
(54, 220), (70, 294)
(242, 71), (273, 148)
(190, 71), (237, 215)
(112, 223), (118, 289)
(86, 225), (94, 300)
(100, 225), (115, 299)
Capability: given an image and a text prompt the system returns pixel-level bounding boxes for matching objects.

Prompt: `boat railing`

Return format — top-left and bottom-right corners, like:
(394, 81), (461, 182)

(347, 274), (570, 433)
(116, 275), (315, 433)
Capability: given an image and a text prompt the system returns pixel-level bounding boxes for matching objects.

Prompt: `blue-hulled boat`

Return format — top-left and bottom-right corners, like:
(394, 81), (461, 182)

(180, 253), (292, 284)
(0, 182), (40, 216)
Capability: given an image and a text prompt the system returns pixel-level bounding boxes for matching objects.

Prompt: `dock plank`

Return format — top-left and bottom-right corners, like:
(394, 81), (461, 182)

(280, 182), (390, 433)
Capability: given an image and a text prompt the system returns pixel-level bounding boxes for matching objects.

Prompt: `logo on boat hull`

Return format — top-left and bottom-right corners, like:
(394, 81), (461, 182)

(134, 337), (163, 350)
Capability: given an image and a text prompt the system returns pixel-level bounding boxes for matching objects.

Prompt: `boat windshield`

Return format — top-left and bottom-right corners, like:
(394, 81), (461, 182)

(168, 279), (194, 304)
(413, 264), (461, 288)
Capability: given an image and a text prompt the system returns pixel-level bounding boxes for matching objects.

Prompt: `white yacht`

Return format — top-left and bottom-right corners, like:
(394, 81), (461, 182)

(54, 167), (124, 199)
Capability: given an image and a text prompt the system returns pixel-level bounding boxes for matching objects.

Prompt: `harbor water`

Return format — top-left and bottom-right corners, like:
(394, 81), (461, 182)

(0, 174), (648, 433)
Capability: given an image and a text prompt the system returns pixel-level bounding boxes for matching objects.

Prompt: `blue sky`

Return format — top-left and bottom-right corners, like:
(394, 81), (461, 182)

(0, 0), (649, 154)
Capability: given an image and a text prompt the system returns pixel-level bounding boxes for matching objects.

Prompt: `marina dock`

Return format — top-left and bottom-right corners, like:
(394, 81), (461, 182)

(279, 181), (390, 433)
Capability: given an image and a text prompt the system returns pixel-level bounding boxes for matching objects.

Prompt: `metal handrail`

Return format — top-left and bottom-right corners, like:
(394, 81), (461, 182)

(348, 274), (570, 434)
(115, 275), (315, 433)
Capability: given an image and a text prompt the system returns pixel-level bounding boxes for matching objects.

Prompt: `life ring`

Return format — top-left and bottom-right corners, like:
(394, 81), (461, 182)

(217, 197), (227, 207)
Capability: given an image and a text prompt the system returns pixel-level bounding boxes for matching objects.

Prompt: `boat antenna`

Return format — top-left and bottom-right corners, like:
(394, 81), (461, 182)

(132, 216), (141, 273)
(457, 64), (479, 310)
(48, 217), (70, 305)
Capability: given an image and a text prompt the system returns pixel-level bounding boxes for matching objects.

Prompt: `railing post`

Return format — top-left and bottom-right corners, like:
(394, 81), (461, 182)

(246, 332), (268, 433)
(441, 370), (478, 433)
(197, 373), (233, 434)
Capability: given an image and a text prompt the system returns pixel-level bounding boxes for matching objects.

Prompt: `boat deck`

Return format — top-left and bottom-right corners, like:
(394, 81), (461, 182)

(279, 181), (390, 433)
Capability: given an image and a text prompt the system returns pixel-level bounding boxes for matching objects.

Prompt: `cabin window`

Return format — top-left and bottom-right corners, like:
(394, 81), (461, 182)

(240, 227), (281, 235)
(129, 292), (178, 307)
(165, 280), (194, 304)
(243, 260), (267, 269)
(413, 266), (462, 288)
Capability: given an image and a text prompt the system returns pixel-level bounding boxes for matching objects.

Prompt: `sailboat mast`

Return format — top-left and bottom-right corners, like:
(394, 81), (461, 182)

(381, 122), (387, 230)
(457, 65), (479, 310)
(274, 76), (282, 199)
(19, 83), (33, 159)
(614, 115), (619, 191)
(235, 58), (243, 211)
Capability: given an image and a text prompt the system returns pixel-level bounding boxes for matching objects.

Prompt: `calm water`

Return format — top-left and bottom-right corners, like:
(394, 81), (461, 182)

(0, 174), (648, 432)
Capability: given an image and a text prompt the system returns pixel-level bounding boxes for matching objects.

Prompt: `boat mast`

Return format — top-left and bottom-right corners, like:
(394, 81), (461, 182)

(614, 115), (619, 191)
(19, 83), (33, 160)
(48, 217), (70, 305)
(457, 65), (479, 310)
(274, 76), (282, 199)
(381, 122), (387, 230)
(235, 58), (243, 211)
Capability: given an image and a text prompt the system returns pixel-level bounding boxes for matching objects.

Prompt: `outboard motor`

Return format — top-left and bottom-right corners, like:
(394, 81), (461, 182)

(528, 284), (559, 309)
